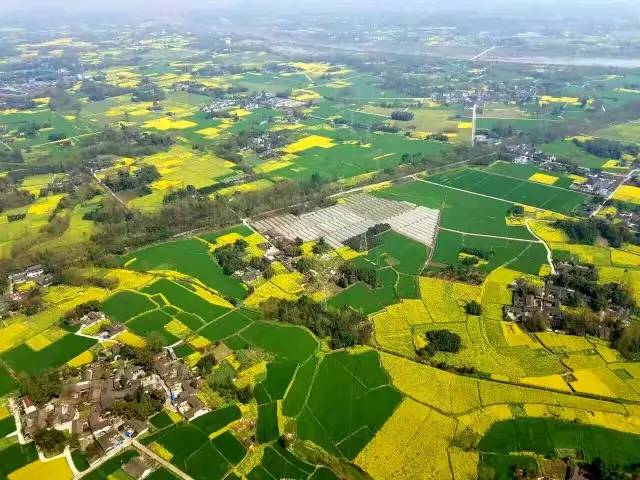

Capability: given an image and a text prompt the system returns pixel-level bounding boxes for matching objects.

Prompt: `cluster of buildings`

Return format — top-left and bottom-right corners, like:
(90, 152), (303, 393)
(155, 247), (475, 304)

(15, 350), (208, 464)
(6, 264), (53, 299)
(504, 262), (630, 339)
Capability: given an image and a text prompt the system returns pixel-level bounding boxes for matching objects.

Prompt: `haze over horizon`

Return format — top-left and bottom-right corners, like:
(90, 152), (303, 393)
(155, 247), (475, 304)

(3, 0), (640, 20)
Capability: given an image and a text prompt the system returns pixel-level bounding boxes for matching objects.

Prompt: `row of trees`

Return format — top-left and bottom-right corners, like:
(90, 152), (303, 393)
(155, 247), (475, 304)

(103, 165), (161, 194)
(261, 296), (372, 349)
(555, 217), (639, 248)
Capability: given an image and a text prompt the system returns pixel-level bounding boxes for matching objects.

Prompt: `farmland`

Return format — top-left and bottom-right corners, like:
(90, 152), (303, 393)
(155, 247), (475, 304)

(3, 11), (640, 480)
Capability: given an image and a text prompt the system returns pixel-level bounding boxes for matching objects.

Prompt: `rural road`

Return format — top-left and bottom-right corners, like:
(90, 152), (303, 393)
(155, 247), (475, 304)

(133, 440), (194, 480)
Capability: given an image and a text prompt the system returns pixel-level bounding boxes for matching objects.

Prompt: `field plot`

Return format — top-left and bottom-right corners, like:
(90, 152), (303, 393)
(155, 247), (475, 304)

(291, 350), (402, 460)
(262, 131), (450, 182)
(540, 141), (609, 169)
(595, 120), (640, 145)
(2, 334), (96, 374)
(141, 279), (231, 322)
(485, 161), (579, 189)
(141, 409), (245, 480)
(7, 457), (73, 480)
(122, 238), (247, 299)
(478, 418), (640, 478)
(431, 230), (547, 275)
(375, 180), (535, 239)
(0, 443), (39, 479)
(101, 290), (158, 322)
(355, 398), (456, 480)
(428, 169), (588, 214)
(360, 231), (428, 275)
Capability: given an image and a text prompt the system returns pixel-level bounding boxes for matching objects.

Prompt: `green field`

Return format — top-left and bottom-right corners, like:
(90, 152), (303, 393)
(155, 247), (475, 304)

(539, 141), (608, 169)
(595, 120), (640, 145)
(142, 278), (231, 323)
(478, 418), (640, 478)
(375, 180), (535, 239)
(0, 443), (39, 478)
(102, 290), (158, 323)
(122, 238), (247, 299)
(431, 230), (548, 275)
(126, 308), (178, 345)
(292, 350), (402, 459)
(141, 413), (243, 480)
(485, 161), (576, 188)
(82, 450), (139, 480)
(237, 321), (318, 362)
(0, 364), (18, 395)
(2, 334), (96, 374)
(428, 168), (588, 215)
(199, 310), (253, 342)
(361, 231), (427, 275)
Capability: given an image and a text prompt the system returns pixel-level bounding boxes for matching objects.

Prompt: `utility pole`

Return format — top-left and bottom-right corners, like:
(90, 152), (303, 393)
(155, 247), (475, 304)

(471, 103), (477, 147)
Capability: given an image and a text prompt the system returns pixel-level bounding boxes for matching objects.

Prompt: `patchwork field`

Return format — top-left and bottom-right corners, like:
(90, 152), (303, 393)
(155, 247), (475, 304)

(428, 168), (589, 215)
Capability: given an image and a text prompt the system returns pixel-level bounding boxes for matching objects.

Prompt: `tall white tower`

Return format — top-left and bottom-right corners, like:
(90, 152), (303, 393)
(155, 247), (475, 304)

(471, 104), (477, 147)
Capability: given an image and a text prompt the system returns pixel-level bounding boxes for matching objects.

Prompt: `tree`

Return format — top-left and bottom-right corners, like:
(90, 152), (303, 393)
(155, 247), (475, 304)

(18, 372), (62, 406)
(423, 329), (462, 355)
(465, 301), (482, 316)
(522, 311), (549, 332)
(35, 429), (67, 455)
(614, 323), (640, 360)
(391, 111), (414, 121)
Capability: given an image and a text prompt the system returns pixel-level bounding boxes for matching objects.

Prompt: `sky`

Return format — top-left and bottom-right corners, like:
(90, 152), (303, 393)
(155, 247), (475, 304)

(2, 0), (639, 19)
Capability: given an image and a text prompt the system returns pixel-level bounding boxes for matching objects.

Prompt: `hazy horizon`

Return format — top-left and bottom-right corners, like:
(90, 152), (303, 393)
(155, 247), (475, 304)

(3, 0), (640, 20)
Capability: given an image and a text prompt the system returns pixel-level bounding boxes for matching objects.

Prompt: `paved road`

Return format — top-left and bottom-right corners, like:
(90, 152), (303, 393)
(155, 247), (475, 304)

(590, 169), (639, 217)
(438, 226), (540, 243)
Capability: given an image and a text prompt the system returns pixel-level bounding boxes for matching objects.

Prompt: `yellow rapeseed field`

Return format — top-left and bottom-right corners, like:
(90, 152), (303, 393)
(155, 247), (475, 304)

(457, 404), (513, 437)
(8, 458), (73, 480)
(67, 350), (94, 368)
(520, 374), (571, 392)
(612, 185), (640, 204)
(104, 269), (156, 291)
(603, 159), (629, 170)
(596, 345), (621, 363)
(234, 361), (268, 389)
(419, 277), (481, 322)
(568, 174), (588, 184)
(500, 322), (535, 347)
(27, 194), (64, 216)
(355, 398), (456, 480)
(529, 221), (569, 243)
(611, 249), (640, 268)
(115, 331), (146, 348)
(334, 246), (362, 261)
(570, 369), (616, 397)
(283, 135), (335, 154)
(535, 332), (593, 353)
(165, 319), (190, 338)
(372, 300), (432, 356)
(190, 336), (211, 349)
(244, 273), (303, 308)
(144, 117), (197, 131)
(217, 179), (273, 196)
(538, 95), (581, 106)
(449, 448), (480, 480)
(254, 158), (294, 174)
(457, 121), (473, 129)
(381, 352), (481, 414)
(25, 333), (52, 351)
(529, 173), (559, 185)
(291, 89), (322, 102)
(149, 442), (174, 461)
